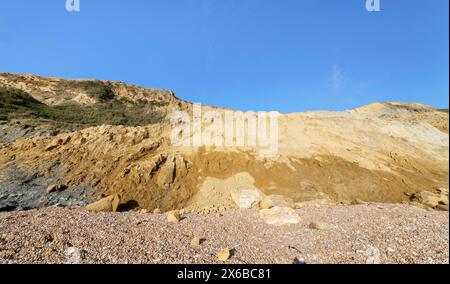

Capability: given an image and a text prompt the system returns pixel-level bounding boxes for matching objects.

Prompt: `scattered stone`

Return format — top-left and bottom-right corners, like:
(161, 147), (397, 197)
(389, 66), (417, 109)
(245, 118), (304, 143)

(191, 237), (202, 247)
(309, 221), (330, 230)
(167, 210), (181, 223)
(217, 248), (231, 262)
(386, 247), (396, 254)
(231, 189), (262, 209)
(259, 195), (295, 209)
(65, 247), (83, 264)
(85, 194), (121, 212)
(293, 257), (306, 264)
(43, 233), (54, 243)
(259, 207), (301, 226)
(362, 245), (381, 264)
(153, 208), (161, 214)
(46, 184), (67, 193)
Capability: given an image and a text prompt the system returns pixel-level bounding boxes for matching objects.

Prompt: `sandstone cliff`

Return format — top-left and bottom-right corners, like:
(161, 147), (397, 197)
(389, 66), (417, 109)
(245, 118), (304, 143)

(0, 73), (448, 212)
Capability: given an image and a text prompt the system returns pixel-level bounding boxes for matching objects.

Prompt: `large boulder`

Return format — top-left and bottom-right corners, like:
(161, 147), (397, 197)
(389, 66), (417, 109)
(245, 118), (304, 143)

(259, 195), (295, 209)
(231, 189), (262, 209)
(259, 206), (301, 226)
(85, 194), (121, 212)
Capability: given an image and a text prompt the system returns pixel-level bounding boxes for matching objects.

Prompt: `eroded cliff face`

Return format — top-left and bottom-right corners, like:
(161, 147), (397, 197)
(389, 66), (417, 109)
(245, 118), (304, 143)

(0, 73), (448, 212)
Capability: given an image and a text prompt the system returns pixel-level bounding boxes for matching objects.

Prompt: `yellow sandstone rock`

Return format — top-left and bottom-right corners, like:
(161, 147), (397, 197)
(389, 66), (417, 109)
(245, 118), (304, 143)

(190, 237), (202, 247)
(217, 248), (231, 262)
(167, 210), (181, 223)
(85, 194), (121, 212)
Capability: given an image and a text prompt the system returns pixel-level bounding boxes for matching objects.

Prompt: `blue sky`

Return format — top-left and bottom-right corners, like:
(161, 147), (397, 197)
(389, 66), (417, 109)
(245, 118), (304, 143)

(0, 0), (448, 112)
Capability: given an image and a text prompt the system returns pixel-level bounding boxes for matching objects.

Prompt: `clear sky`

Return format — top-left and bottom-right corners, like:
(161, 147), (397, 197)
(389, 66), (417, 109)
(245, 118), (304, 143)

(0, 0), (448, 112)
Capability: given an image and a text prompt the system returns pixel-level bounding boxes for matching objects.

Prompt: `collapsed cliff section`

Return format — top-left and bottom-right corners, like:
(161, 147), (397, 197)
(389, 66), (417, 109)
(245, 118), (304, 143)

(0, 120), (447, 212)
(0, 73), (448, 212)
(0, 73), (190, 211)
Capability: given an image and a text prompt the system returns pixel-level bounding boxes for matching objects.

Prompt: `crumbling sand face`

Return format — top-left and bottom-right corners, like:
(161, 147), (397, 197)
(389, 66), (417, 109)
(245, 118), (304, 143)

(0, 74), (448, 212)
(186, 150), (446, 206)
(0, 119), (447, 212)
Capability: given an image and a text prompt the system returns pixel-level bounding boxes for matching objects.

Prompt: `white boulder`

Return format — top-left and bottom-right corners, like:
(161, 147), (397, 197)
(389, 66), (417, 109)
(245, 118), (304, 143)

(259, 206), (301, 226)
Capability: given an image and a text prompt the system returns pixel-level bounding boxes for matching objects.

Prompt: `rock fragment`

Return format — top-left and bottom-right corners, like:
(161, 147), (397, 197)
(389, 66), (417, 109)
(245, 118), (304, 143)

(85, 194), (121, 212)
(231, 189), (262, 209)
(293, 257), (306, 264)
(386, 247), (396, 254)
(309, 221), (330, 230)
(217, 248), (231, 262)
(191, 237), (202, 247)
(363, 245), (381, 264)
(167, 210), (181, 223)
(259, 207), (301, 226)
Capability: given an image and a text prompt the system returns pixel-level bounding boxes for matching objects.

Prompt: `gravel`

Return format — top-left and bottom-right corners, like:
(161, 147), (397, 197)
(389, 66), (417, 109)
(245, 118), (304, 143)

(0, 204), (448, 264)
